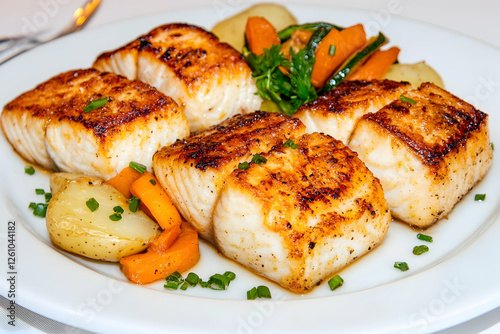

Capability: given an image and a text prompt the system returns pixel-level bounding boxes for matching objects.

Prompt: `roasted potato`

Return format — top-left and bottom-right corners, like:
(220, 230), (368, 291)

(383, 61), (445, 88)
(49, 172), (102, 195)
(46, 174), (161, 262)
(211, 3), (297, 51)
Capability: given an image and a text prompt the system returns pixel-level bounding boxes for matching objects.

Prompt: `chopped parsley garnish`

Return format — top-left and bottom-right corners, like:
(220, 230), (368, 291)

(84, 97), (109, 112)
(474, 194), (486, 201)
(400, 95), (417, 105)
(394, 261), (409, 271)
(413, 245), (429, 255)
(244, 43), (317, 116)
(251, 153), (267, 164)
(129, 161), (147, 174)
(283, 139), (298, 149)
(25, 166), (35, 175)
(328, 274), (344, 291)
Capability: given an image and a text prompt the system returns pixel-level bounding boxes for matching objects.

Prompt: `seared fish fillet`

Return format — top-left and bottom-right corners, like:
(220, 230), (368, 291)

(94, 23), (262, 132)
(349, 82), (493, 228)
(1, 69), (189, 179)
(153, 112), (305, 242)
(295, 80), (411, 144)
(213, 132), (391, 292)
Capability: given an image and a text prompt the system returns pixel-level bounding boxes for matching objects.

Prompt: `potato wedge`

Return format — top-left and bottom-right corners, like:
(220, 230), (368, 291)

(50, 172), (103, 195)
(383, 61), (445, 88)
(211, 3), (297, 51)
(46, 176), (161, 262)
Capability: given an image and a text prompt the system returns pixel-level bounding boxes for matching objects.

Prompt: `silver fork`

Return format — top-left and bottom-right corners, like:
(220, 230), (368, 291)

(0, 0), (101, 64)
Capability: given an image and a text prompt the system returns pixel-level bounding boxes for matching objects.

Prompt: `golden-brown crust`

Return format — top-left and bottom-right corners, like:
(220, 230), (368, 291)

(154, 111), (305, 172)
(298, 79), (410, 115)
(3, 69), (180, 142)
(95, 23), (249, 90)
(142, 23), (247, 87)
(229, 132), (387, 263)
(362, 82), (488, 170)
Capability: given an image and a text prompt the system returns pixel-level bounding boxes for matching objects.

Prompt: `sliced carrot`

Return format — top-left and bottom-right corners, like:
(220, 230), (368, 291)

(311, 23), (367, 88)
(147, 223), (182, 253)
(245, 16), (281, 55)
(105, 167), (142, 198)
(348, 46), (400, 81)
(129, 171), (182, 231)
(120, 221), (199, 284)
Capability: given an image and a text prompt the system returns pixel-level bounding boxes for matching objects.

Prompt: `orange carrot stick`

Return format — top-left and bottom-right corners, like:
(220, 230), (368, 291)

(311, 23), (367, 88)
(129, 172), (182, 231)
(120, 221), (199, 284)
(147, 223), (182, 253)
(105, 167), (142, 198)
(245, 16), (281, 55)
(348, 46), (400, 81)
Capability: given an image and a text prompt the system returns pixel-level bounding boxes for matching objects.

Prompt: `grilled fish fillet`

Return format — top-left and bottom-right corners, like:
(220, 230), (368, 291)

(152, 112), (305, 242)
(94, 23), (262, 133)
(295, 80), (411, 144)
(212, 132), (391, 292)
(349, 82), (493, 228)
(1, 69), (189, 179)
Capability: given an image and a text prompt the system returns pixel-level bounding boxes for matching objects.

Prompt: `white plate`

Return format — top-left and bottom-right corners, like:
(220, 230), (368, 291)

(0, 4), (499, 333)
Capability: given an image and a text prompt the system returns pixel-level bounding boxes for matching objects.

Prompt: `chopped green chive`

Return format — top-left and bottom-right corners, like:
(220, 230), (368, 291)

(256, 285), (272, 298)
(109, 213), (122, 221)
(86, 198), (99, 212)
(32, 203), (48, 218)
(283, 139), (298, 149)
(413, 245), (429, 255)
(164, 272), (184, 290)
(329, 44), (336, 56)
(247, 285), (271, 299)
(84, 97), (109, 112)
(185, 272), (200, 286)
(164, 271), (236, 291)
(394, 261), (409, 271)
(400, 95), (417, 105)
(252, 153), (267, 164)
(328, 274), (344, 291)
(417, 233), (433, 242)
(113, 206), (124, 214)
(149, 179), (156, 186)
(491, 142), (494, 150)
(206, 273), (231, 290)
(247, 287), (258, 300)
(238, 162), (250, 170)
(128, 196), (140, 213)
(129, 161), (147, 174)
(110, 206), (124, 221)
(29, 188), (51, 217)
(474, 194), (486, 201)
(25, 166), (35, 175)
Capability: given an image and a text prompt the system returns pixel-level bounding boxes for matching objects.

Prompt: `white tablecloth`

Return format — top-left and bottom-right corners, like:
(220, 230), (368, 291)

(0, 0), (499, 333)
